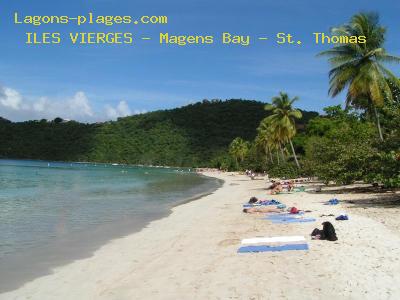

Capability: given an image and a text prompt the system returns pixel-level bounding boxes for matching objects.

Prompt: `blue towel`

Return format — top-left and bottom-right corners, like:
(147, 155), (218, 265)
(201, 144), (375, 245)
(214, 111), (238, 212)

(268, 199), (280, 205)
(272, 218), (316, 224)
(238, 243), (309, 253)
(243, 200), (281, 207)
(265, 212), (305, 219)
(325, 198), (339, 205)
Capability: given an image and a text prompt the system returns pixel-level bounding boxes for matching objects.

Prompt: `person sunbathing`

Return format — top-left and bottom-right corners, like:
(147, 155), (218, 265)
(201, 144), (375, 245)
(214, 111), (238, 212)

(267, 180), (277, 189)
(270, 182), (283, 194)
(287, 180), (295, 191)
(243, 207), (282, 214)
(248, 197), (259, 204)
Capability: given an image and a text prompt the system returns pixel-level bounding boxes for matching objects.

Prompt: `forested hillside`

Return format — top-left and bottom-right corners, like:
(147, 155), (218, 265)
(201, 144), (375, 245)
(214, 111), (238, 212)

(0, 99), (318, 167)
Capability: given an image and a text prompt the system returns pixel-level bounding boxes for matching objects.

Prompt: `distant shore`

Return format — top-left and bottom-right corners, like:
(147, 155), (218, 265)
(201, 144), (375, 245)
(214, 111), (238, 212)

(2, 172), (400, 299)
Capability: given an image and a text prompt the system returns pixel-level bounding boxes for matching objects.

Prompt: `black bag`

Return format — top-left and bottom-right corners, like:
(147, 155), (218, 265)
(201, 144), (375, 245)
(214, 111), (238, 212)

(322, 221), (338, 241)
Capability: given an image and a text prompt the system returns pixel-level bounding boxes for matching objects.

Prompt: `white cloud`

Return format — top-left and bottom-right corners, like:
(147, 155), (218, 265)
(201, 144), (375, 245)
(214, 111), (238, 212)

(133, 109), (147, 115)
(0, 85), (145, 122)
(66, 91), (94, 117)
(105, 100), (134, 120)
(0, 86), (23, 110)
(32, 97), (47, 112)
(30, 92), (94, 119)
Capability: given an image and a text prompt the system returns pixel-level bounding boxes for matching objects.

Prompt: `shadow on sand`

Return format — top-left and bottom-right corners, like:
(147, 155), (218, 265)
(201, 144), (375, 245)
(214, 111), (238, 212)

(343, 194), (400, 209)
(305, 184), (400, 209)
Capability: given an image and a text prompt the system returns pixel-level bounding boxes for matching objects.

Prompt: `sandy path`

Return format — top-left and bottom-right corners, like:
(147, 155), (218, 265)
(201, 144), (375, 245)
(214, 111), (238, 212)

(1, 173), (400, 300)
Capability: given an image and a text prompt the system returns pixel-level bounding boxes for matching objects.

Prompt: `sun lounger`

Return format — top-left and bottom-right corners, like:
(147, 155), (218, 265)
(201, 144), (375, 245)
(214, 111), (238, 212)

(238, 243), (309, 253)
(241, 236), (305, 244)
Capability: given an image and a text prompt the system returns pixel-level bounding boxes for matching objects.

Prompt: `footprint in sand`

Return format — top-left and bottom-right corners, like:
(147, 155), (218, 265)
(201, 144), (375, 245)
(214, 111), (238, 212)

(218, 238), (240, 246)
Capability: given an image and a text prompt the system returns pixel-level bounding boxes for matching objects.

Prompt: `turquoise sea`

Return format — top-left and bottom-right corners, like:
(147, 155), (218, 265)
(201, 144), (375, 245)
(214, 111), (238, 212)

(0, 159), (221, 291)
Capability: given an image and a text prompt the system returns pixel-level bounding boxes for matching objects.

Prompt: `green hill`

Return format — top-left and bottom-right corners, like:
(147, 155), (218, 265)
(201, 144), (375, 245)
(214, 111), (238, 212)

(0, 99), (318, 167)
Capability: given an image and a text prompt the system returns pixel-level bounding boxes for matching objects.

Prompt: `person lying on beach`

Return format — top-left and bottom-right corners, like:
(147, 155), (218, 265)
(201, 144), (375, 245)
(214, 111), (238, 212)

(247, 198), (281, 207)
(243, 207), (283, 214)
(287, 180), (295, 191)
(270, 182), (283, 194)
(248, 197), (259, 204)
(267, 180), (277, 189)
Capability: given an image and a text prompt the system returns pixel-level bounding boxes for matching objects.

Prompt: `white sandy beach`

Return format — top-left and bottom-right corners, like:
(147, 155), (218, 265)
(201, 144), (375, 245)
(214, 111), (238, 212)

(1, 172), (400, 300)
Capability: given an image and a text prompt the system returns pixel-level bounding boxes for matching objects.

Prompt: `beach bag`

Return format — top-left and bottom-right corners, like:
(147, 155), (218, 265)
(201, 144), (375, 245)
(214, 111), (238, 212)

(311, 228), (324, 239)
(322, 222), (338, 241)
(290, 207), (299, 214)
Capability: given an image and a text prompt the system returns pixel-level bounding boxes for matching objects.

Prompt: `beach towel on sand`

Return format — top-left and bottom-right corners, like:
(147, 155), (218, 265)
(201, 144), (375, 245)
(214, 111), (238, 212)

(243, 199), (281, 207)
(264, 212), (305, 220)
(276, 191), (294, 194)
(238, 243), (309, 253)
(277, 187), (305, 194)
(271, 218), (316, 224)
(241, 236), (305, 244)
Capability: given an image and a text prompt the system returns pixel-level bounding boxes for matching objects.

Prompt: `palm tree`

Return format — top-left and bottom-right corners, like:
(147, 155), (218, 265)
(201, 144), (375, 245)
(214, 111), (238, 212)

(255, 133), (274, 164)
(257, 118), (282, 164)
(229, 137), (249, 168)
(319, 12), (400, 141)
(264, 92), (302, 168)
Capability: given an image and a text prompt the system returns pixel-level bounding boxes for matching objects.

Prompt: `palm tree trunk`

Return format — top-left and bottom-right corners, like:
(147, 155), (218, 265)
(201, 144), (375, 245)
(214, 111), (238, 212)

(289, 139), (300, 168)
(264, 146), (269, 163)
(280, 145), (285, 161)
(276, 151), (280, 165)
(269, 150), (274, 164)
(373, 105), (384, 141)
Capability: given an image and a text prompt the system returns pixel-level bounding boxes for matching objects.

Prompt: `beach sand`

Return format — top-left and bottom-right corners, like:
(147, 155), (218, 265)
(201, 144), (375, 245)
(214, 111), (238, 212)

(1, 172), (400, 300)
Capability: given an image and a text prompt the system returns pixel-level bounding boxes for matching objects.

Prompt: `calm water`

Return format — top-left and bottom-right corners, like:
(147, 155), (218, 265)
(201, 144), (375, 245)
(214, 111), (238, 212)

(0, 159), (221, 291)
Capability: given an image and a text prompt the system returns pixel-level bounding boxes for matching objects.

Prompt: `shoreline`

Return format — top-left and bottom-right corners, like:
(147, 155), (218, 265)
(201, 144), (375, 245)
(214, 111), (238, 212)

(0, 157), (198, 170)
(0, 169), (222, 293)
(2, 172), (400, 299)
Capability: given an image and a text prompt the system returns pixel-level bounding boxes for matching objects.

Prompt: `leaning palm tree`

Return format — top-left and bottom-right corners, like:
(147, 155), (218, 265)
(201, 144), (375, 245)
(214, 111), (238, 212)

(264, 92), (302, 168)
(319, 12), (400, 141)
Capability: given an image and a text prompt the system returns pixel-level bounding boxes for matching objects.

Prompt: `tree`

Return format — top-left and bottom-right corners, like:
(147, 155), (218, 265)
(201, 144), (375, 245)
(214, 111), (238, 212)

(255, 133), (273, 164)
(257, 118), (285, 165)
(53, 117), (63, 124)
(229, 137), (249, 168)
(319, 12), (400, 141)
(264, 92), (302, 168)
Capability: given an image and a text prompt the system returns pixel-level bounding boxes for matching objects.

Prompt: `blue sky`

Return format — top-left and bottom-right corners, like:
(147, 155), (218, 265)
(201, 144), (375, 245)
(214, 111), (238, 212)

(0, 0), (399, 122)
